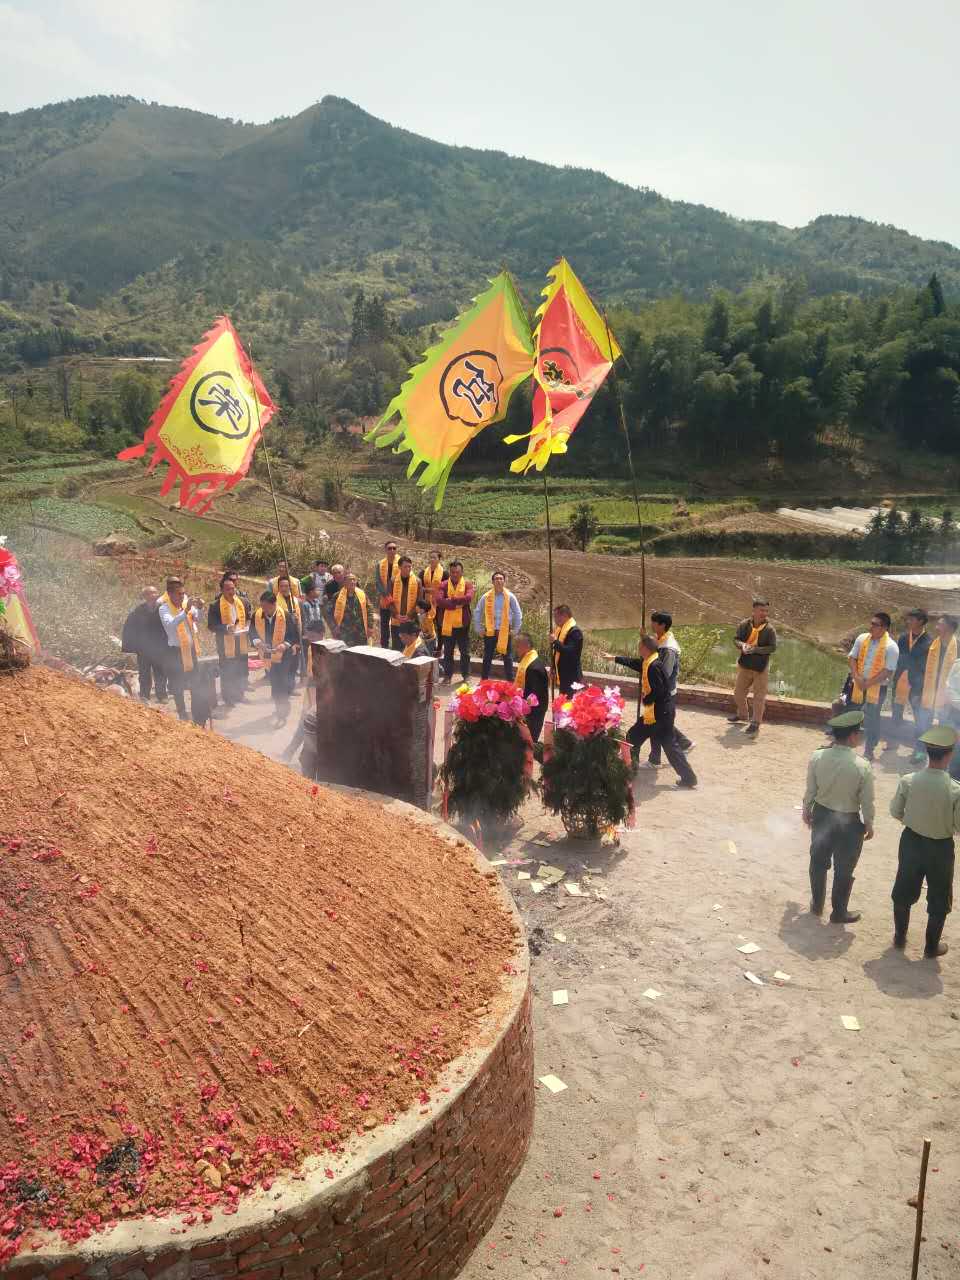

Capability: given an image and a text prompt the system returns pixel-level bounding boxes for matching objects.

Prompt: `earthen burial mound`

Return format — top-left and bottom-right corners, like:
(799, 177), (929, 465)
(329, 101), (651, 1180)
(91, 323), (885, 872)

(0, 667), (518, 1265)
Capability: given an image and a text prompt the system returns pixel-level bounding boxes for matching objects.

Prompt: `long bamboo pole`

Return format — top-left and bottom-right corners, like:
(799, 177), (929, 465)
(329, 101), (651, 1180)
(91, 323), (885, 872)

(247, 348), (289, 573)
(910, 1138), (931, 1280)
(542, 471), (556, 704)
(603, 312), (646, 627)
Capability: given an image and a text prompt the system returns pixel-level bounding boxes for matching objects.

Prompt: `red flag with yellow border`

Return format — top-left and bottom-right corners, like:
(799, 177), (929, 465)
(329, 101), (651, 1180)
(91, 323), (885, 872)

(505, 258), (621, 473)
(118, 316), (276, 513)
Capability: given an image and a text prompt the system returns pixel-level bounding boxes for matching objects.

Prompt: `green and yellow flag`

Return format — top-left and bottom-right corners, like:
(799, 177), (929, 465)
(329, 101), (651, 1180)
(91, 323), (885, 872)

(366, 273), (534, 508)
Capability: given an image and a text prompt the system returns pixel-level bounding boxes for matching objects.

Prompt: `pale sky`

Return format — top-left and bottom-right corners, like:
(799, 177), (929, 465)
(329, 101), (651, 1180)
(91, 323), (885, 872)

(3, 0), (958, 247)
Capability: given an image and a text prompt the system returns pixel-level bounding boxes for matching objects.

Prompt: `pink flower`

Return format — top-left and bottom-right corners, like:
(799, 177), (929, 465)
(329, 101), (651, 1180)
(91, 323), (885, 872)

(496, 704), (513, 720)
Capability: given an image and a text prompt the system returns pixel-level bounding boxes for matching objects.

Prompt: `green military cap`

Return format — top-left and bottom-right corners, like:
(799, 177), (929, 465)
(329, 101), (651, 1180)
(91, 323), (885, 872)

(919, 725), (958, 748)
(827, 709), (864, 730)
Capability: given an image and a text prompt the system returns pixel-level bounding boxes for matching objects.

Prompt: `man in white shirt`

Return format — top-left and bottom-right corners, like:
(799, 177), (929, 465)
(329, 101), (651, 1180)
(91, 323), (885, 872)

(158, 576), (204, 722)
(847, 611), (899, 762)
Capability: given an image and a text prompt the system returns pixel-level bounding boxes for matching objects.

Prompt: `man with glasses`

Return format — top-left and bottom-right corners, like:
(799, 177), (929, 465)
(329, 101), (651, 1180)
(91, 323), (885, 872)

(373, 540), (400, 648)
(847, 611), (899, 762)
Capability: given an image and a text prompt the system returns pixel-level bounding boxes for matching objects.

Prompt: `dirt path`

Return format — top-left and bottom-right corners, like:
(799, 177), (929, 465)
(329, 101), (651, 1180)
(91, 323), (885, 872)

(457, 710), (960, 1280)
(166, 672), (960, 1277)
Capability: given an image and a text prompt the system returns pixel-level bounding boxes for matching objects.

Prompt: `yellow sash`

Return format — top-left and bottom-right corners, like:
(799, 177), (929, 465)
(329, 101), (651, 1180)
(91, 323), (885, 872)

(851, 632), (888, 705)
(392, 574), (419, 620)
(158, 592), (200, 673)
(423, 563), (444, 621)
(895, 631), (919, 706)
(922, 634), (957, 710)
(515, 648), (538, 690)
(277, 591), (302, 632)
(217, 593), (248, 659)
(552, 616), (576, 679)
(421, 611), (437, 641)
(641, 652), (658, 725)
(254, 608), (285, 666)
(402, 639), (422, 659)
(441, 578), (467, 636)
(483, 588), (513, 655)
(378, 557), (399, 603)
(334, 587), (368, 633)
(269, 576), (302, 597)
(746, 624), (762, 648)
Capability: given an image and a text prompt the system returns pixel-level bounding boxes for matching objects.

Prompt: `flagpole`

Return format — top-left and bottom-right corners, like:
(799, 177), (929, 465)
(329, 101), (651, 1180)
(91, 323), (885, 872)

(248, 344), (290, 574)
(542, 472), (556, 704)
(603, 312), (646, 627)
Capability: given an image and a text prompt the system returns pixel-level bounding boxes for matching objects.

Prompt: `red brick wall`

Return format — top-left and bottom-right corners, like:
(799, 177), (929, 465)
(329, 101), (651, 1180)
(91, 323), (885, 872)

(10, 989), (534, 1280)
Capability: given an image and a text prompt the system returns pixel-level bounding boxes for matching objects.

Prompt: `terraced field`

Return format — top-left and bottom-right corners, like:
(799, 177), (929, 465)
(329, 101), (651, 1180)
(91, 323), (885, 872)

(5, 495), (141, 541)
(346, 475), (718, 532)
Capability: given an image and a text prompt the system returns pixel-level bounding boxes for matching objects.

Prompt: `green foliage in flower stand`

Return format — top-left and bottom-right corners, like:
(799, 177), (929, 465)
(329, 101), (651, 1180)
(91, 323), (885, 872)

(541, 728), (630, 835)
(442, 718), (529, 826)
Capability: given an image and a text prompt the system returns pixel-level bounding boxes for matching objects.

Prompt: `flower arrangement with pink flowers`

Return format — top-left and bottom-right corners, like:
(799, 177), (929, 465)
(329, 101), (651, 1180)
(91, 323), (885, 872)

(553, 684), (624, 738)
(442, 680), (536, 830)
(0, 540), (23, 619)
(542, 682), (632, 837)
(452, 678), (538, 725)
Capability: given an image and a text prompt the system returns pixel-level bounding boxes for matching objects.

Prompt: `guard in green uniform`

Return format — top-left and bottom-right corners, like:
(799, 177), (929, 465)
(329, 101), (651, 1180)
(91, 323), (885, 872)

(889, 725), (960, 958)
(802, 710), (875, 922)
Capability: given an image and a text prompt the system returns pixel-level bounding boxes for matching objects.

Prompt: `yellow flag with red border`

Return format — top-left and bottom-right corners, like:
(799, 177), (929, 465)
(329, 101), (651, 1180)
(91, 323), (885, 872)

(366, 273), (534, 508)
(118, 316), (276, 513)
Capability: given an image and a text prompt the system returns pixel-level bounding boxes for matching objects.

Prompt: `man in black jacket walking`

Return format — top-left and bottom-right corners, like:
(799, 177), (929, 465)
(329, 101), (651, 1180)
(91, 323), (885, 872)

(121, 586), (168, 703)
(608, 635), (698, 789)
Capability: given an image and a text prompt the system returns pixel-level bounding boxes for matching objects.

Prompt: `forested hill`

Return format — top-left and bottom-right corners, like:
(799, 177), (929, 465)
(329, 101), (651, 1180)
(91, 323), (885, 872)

(2, 93), (960, 328)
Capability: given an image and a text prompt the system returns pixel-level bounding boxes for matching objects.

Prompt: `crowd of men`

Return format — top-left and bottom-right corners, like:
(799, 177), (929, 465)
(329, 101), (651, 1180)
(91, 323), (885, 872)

(121, 555), (959, 959)
(798, 602), (960, 961)
(119, 542), (584, 732)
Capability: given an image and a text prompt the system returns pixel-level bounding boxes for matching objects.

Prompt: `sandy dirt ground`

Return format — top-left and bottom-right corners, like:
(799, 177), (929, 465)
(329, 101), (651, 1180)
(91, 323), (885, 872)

(215, 677), (959, 1280)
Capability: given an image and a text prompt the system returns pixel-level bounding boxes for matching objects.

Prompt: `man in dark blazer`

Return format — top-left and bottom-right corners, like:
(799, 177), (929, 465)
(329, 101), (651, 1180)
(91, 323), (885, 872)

(551, 604), (583, 695)
(514, 632), (549, 742)
(121, 586), (168, 703)
(608, 635), (698, 789)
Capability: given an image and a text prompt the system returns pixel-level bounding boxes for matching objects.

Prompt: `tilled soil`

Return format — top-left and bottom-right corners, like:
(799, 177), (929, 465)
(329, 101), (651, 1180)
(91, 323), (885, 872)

(0, 666), (518, 1263)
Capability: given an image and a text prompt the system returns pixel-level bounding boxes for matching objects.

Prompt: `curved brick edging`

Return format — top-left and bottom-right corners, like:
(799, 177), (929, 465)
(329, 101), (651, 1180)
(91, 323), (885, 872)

(8, 800), (533, 1280)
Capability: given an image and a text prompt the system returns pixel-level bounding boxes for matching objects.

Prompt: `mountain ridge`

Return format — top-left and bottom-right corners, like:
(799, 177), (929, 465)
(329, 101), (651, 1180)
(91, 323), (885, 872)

(1, 94), (960, 357)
